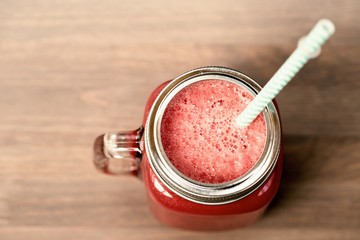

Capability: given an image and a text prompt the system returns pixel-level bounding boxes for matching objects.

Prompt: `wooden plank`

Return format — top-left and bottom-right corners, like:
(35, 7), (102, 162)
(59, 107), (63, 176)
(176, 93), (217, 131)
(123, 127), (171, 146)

(0, 136), (359, 231)
(0, 44), (359, 135)
(0, 227), (359, 240)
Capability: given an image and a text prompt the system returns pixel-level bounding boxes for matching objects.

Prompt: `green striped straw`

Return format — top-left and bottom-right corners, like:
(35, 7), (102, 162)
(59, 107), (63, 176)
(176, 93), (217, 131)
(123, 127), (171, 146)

(236, 19), (335, 128)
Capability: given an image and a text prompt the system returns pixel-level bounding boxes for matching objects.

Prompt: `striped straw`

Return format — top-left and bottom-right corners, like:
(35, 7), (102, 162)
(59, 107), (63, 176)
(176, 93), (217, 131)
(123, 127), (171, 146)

(235, 19), (335, 128)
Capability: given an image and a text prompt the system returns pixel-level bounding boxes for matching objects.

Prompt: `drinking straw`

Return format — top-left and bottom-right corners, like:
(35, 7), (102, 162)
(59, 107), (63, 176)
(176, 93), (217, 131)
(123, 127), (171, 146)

(235, 19), (335, 128)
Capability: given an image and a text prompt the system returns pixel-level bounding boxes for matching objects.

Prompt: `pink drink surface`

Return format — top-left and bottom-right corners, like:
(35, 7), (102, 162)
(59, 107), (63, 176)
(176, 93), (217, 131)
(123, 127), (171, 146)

(161, 79), (266, 184)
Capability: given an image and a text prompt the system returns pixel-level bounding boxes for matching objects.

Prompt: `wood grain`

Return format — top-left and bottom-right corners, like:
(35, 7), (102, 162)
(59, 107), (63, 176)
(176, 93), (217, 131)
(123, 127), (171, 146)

(0, 136), (359, 239)
(0, 0), (359, 239)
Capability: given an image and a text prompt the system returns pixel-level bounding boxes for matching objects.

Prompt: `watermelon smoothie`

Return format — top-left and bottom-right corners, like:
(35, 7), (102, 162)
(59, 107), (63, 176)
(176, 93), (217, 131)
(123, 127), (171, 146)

(93, 67), (283, 230)
(161, 79), (267, 184)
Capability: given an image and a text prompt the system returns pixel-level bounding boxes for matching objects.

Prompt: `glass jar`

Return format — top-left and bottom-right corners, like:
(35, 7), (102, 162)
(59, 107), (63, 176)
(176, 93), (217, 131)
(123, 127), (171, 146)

(93, 66), (283, 231)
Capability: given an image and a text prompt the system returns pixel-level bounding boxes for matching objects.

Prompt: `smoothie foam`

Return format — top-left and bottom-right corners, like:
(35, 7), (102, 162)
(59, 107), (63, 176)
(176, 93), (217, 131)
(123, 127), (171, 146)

(161, 79), (266, 184)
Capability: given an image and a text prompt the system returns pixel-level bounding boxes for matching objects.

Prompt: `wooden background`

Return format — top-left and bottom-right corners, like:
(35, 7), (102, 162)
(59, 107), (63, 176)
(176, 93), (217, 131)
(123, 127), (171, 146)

(0, 0), (359, 239)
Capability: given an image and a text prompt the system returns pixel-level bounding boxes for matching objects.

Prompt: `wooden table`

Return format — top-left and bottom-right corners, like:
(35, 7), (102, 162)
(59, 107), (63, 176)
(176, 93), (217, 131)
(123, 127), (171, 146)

(1, 0), (359, 239)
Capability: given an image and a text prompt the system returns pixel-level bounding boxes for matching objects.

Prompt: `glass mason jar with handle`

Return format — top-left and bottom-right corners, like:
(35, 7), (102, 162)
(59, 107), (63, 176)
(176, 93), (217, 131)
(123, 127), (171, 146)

(93, 66), (283, 231)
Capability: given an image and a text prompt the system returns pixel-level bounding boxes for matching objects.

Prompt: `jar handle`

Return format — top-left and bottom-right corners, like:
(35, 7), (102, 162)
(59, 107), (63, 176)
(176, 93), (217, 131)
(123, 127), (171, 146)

(93, 126), (143, 176)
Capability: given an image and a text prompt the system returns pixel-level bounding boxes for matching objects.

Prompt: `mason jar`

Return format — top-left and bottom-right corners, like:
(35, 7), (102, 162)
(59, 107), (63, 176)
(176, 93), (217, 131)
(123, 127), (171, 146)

(93, 66), (283, 231)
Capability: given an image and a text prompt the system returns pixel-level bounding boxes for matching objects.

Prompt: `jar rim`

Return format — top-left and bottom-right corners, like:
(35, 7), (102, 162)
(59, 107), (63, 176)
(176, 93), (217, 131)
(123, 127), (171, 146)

(145, 66), (281, 205)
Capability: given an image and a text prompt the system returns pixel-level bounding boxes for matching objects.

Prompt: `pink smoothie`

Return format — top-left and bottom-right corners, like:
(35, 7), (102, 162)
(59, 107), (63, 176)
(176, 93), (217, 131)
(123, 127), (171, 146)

(161, 79), (266, 184)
